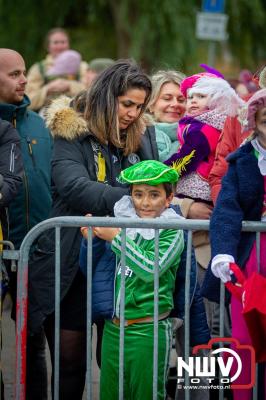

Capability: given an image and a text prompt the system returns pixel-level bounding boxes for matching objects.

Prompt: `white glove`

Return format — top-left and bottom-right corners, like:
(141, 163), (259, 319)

(211, 254), (235, 283)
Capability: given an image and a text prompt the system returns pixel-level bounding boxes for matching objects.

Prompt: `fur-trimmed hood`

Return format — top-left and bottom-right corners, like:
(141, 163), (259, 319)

(45, 96), (88, 140)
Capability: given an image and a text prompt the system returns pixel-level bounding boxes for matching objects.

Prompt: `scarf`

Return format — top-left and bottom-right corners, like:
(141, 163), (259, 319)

(251, 138), (266, 176)
(192, 109), (227, 131)
(114, 195), (183, 240)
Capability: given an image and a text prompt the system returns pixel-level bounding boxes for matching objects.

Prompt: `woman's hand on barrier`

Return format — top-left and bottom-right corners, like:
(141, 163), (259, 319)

(187, 202), (213, 219)
(93, 227), (121, 242)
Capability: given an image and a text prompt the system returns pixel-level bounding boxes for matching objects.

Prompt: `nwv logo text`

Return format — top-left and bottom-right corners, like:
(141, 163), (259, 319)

(177, 348), (241, 383)
(177, 338), (256, 389)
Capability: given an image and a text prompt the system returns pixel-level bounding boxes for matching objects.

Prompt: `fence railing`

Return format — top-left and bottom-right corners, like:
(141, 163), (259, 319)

(12, 217), (266, 400)
(1, 239), (19, 400)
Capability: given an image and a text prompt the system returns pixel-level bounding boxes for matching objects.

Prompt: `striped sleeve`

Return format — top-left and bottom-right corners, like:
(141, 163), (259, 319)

(111, 229), (184, 283)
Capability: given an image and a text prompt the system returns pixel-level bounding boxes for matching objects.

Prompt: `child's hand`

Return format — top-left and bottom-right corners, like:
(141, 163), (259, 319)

(188, 202), (213, 219)
(211, 254), (235, 283)
(80, 214), (94, 239)
(93, 227), (121, 242)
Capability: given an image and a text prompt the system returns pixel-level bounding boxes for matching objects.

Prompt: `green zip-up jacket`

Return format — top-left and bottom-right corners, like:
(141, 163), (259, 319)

(0, 96), (52, 248)
(111, 228), (184, 320)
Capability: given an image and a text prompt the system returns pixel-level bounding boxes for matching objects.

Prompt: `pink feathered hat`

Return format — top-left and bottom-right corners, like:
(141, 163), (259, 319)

(180, 72), (244, 117)
(241, 88), (266, 131)
(180, 72), (217, 97)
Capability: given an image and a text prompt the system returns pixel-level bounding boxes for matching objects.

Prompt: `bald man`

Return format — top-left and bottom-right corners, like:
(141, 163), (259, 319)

(0, 49), (52, 399)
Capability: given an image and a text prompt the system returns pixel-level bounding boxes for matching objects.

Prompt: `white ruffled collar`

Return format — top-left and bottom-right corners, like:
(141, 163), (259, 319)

(251, 138), (266, 176)
(114, 195), (184, 240)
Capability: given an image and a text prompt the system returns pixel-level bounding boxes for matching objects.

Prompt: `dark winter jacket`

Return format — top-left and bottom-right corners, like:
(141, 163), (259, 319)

(201, 141), (264, 303)
(79, 237), (116, 321)
(0, 96), (52, 249)
(28, 96), (159, 334)
(79, 220), (210, 346)
(0, 119), (23, 238)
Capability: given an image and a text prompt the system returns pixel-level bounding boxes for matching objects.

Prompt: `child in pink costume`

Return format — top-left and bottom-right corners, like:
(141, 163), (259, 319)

(211, 88), (266, 400)
(164, 72), (243, 203)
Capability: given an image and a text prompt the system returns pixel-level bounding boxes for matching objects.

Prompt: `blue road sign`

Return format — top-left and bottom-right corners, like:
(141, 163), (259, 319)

(203, 0), (225, 13)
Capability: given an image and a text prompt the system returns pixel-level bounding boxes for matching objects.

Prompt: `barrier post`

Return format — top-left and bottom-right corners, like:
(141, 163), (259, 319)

(13, 216), (265, 400)
(15, 251), (29, 400)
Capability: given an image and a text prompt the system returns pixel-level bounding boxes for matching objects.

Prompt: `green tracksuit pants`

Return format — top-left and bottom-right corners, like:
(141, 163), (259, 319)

(100, 318), (172, 400)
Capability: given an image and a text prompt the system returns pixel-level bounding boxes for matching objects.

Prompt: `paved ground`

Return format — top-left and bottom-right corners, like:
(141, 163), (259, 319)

(2, 295), (100, 399)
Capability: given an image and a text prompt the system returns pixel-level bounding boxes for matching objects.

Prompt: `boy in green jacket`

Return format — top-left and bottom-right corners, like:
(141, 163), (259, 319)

(82, 160), (184, 400)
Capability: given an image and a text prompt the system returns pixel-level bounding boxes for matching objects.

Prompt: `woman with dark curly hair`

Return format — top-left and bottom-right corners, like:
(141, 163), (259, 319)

(28, 59), (158, 399)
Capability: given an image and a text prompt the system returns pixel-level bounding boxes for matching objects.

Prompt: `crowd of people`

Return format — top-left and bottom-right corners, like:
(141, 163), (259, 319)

(0, 26), (266, 400)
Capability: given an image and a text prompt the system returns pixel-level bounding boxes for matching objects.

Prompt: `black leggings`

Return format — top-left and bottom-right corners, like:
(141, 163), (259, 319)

(26, 329), (48, 400)
(44, 316), (86, 400)
(44, 316), (104, 400)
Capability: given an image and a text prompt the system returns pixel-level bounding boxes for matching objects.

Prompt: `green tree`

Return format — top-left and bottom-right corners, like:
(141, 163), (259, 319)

(90, 0), (201, 72)
(0, 0), (266, 74)
(226, 0), (266, 69)
(0, 0), (75, 65)
(0, 0), (117, 68)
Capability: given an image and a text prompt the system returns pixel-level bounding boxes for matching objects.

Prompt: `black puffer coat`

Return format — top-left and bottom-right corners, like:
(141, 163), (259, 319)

(28, 97), (159, 333)
(0, 118), (23, 238)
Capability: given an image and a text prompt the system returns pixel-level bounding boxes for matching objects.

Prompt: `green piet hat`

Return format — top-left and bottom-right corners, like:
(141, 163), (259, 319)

(119, 160), (179, 185)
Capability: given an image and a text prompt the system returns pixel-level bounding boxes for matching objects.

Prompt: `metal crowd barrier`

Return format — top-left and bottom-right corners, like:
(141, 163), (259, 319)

(12, 217), (266, 400)
(0, 240), (19, 400)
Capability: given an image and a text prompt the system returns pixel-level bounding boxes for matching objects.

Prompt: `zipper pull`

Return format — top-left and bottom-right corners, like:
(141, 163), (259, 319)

(26, 137), (36, 167)
(26, 137), (33, 155)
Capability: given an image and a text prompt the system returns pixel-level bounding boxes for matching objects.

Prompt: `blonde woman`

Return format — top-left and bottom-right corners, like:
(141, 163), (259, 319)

(149, 70), (186, 123)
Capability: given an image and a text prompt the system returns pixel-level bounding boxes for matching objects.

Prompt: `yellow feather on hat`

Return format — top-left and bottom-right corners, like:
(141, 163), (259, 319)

(171, 150), (196, 175)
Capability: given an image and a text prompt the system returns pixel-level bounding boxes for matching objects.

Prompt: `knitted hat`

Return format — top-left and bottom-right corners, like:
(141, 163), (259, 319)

(47, 50), (81, 76)
(119, 160), (179, 185)
(180, 73), (244, 117)
(180, 72), (216, 97)
(87, 58), (115, 73)
(241, 88), (266, 131)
